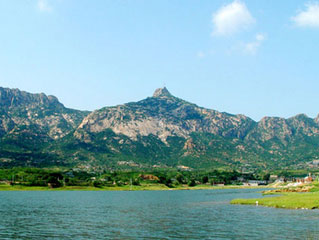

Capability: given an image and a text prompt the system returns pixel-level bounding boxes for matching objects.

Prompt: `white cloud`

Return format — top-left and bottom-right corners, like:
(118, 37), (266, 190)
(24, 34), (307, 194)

(197, 51), (206, 58)
(255, 33), (265, 41)
(37, 0), (52, 12)
(292, 2), (319, 28)
(212, 0), (255, 36)
(243, 33), (265, 55)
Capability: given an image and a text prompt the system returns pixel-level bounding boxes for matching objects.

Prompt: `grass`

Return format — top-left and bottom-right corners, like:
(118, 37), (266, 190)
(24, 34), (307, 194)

(231, 182), (319, 210)
(231, 192), (319, 209)
(0, 183), (267, 191)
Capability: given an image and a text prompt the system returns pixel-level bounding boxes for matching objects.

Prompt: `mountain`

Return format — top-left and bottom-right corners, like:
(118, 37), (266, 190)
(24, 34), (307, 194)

(0, 87), (89, 166)
(1, 86), (319, 170)
(75, 87), (255, 143)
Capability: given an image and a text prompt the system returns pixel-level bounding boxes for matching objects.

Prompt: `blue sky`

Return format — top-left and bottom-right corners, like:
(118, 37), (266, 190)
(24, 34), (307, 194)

(0, 0), (319, 121)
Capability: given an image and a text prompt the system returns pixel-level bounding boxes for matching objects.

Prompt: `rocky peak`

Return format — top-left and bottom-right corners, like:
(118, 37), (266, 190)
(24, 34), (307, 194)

(0, 87), (64, 109)
(0, 86), (90, 140)
(153, 87), (173, 98)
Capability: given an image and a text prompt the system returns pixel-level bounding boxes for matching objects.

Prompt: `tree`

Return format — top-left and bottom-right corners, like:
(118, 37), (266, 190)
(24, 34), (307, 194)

(132, 178), (140, 186)
(188, 179), (196, 187)
(262, 173), (270, 181)
(202, 176), (209, 184)
(176, 173), (185, 184)
(47, 173), (63, 188)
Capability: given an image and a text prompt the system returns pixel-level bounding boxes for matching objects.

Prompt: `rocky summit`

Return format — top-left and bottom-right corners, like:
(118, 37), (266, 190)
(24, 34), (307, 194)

(152, 87), (173, 98)
(0, 86), (319, 170)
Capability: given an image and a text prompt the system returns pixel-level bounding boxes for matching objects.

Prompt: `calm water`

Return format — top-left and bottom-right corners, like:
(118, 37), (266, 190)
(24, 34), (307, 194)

(0, 189), (318, 239)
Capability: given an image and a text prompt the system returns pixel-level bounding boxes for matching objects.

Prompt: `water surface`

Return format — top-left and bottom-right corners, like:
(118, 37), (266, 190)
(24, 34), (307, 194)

(0, 189), (318, 239)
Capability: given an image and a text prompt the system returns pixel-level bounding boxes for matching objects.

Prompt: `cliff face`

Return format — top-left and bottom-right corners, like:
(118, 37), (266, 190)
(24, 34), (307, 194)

(0, 87), (89, 139)
(0, 87), (61, 108)
(75, 87), (255, 143)
(1, 86), (319, 169)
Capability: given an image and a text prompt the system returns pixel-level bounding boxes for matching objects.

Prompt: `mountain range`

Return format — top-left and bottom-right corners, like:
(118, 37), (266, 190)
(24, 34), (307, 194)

(1, 86), (319, 170)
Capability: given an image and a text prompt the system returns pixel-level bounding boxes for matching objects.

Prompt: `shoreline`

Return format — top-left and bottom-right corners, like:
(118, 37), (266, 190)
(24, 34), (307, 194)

(231, 192), (319, 210)
(0, 184), (270, 191)
(230, 182), (319, 210)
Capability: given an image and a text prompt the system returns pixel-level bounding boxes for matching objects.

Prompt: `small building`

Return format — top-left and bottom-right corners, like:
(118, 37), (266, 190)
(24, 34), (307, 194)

(275, 177), (285, 183)
(177, 165), (191, 171)
(244, 180), (267, 186)
(213, 183), (225, 187)
(295, 173), (314, 183)
(304, 173), (313, 183)
(269, 175), (278, 181)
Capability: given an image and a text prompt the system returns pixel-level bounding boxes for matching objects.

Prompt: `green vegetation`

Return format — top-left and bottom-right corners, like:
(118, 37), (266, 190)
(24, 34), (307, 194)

(231, 182), (319, 209)
(0, 167), (265, 191)
(0, 183), (260, 191)
(231, 192), (319, 209)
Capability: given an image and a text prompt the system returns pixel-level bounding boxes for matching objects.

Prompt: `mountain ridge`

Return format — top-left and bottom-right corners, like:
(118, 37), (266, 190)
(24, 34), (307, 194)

(0, 86), (318, 170)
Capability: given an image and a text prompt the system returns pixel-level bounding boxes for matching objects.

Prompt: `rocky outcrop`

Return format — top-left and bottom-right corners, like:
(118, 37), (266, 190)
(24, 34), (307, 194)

(75, 88), (255, 144)
(153, 87), (173, 98)
(245, 114), (319, 146)
(0, 87), (62, 109)
(0, 87), (89, 139)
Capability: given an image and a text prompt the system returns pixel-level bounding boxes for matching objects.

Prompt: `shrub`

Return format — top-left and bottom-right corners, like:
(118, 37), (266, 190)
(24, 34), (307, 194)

(188, 179), (196, 187)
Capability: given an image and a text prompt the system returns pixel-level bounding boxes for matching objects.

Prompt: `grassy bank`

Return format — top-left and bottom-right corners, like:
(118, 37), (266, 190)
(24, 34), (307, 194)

(231, 192), (319, 209)
(0, 183), (266, 191)
(231, 182), (319, 209)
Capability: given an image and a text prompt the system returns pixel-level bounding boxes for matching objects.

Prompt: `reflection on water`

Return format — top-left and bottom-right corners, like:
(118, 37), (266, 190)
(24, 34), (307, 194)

(0, 189), (318, 239)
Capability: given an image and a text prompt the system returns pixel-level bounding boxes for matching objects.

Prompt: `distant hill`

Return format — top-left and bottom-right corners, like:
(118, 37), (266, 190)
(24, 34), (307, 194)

(1, 86), (319, 170)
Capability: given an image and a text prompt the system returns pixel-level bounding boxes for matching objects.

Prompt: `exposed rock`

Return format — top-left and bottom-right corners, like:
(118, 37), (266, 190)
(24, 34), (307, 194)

(1, 86), (319, 169)
(153, 87), (172, 98)
(183, 138), (195, 150)
(76, 89), (255, 144)
(0, 87), (89, 139)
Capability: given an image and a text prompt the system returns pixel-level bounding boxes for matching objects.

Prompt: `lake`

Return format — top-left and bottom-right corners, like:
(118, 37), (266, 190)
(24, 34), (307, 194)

(0, 189), (318, 239)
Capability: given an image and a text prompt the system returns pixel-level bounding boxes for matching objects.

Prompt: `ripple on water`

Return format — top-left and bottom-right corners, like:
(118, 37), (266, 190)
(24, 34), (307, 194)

(0, 189), (318, 239)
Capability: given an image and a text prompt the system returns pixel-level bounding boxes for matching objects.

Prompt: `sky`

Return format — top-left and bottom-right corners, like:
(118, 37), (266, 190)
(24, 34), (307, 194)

(0, 0), (319, 121)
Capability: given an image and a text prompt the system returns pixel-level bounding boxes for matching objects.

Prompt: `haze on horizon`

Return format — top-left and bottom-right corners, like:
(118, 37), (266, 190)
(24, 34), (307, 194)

(0, 0), (318, 121)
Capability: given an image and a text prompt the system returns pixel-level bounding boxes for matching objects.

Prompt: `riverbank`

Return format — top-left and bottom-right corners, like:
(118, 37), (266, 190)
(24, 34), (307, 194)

(231, 182), (319, 209)
(0, 183), (269, 191)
